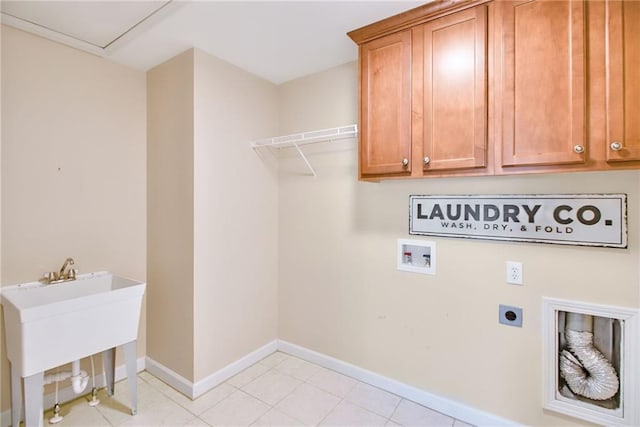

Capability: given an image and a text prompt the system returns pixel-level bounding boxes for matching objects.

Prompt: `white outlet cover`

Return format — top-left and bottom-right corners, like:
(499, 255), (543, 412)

(506, 261), (523, 285)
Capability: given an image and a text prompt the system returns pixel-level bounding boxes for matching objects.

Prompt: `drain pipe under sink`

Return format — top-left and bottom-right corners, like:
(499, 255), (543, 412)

(44, 360), (90, 394)
(559, 312), (619, 400)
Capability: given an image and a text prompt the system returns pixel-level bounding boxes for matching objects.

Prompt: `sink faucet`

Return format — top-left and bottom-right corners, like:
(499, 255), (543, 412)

(59, 257), (75, 279)
(41, 257), (77, 284)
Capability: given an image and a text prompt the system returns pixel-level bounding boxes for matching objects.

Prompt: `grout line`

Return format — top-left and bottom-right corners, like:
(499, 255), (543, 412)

(273, 353), (399, 426)
(317, 394), (346, 426)
(388, 397), (403, 425)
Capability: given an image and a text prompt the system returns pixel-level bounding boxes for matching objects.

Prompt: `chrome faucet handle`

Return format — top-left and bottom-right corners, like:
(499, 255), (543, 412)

(68, 269), (77, 280)
(40, 271), (58, 284)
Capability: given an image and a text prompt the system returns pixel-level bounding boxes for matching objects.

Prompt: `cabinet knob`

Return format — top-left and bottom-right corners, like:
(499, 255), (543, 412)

(402, 158), (409, 167)
(423, 156), (431, 165)
(610, 141), (623, 151)
(573, 145), (585, 154)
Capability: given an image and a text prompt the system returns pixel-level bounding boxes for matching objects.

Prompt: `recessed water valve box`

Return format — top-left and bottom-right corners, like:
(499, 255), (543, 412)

(397, 239), (435, 275)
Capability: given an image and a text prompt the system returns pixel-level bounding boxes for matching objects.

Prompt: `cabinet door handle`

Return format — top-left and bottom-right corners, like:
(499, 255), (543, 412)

(573, 145), (585, 154)
(423, 156), (431, 165)
(402, 158), (409, 167)
(610, 142), (623, 151)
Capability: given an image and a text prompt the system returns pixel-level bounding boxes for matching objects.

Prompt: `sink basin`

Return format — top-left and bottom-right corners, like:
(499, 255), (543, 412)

(1, 271), (145, 377)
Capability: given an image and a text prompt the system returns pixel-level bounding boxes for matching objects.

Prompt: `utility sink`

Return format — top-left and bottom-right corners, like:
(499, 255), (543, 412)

(1, 271), (145, 427)
(2, 271), (145, 377)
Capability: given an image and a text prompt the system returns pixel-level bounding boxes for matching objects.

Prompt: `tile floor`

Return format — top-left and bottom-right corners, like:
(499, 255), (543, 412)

(42, 352), (474, 427)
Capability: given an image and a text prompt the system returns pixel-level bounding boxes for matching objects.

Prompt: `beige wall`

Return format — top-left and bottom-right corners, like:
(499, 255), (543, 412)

(147, 48), (279, 383)
(277, 62), (640, 425)
(192, 49), (279, 380)
(0, 22), (4, 419)
(1, 25), (147, 412)
(147, 49), (195, 381)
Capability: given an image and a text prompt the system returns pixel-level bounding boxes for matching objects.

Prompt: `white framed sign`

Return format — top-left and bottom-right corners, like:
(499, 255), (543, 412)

(409, 194), (627, 248)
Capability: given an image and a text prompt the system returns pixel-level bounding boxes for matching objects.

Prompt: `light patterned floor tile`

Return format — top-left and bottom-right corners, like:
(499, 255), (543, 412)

(139, 371), (236, 419)
(319, 401), (387, 426)
(183, 417), (210, 426)
(259, 352), (290, 368)
(31, 368), (482, 427)
(274, 356), (321, 381)
(251, 408), (304, 426)
(276, 383), (341, 425)
(139, 372), (188, 399)
(165, 382), (237, 416)
(228, 363), (271, 388)
(391, 399), (454, 426)
(242, 370), (302, 405)
(96, 379), (170, 426)
(44, 397), (111, 426)
(139, 371), (164, 388)
(307, 367), (358, 398)
(345, 382), (401, 418)
(199, 390), (270, 426)
(118, 397), (197, 426)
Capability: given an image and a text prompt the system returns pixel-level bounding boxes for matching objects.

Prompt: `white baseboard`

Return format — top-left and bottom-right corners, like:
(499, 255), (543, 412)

(144, 339), (278, 399)
(193, 340), (278, 398)
(144, 356), (194, 398)
(1, 357), (145, 427)
(277, 340), (521, 427)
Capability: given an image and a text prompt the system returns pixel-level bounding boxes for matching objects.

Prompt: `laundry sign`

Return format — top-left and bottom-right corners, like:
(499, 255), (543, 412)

(409, 194), (627, 248)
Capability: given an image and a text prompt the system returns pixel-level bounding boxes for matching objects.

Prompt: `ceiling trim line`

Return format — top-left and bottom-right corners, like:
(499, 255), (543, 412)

(102, 0), (184, 54)
(1, 11), (106, 56)
(0, 1), (183, 60)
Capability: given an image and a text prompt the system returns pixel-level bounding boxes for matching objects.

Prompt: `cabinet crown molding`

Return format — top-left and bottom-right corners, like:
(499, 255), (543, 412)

(347, 0), (489, 44)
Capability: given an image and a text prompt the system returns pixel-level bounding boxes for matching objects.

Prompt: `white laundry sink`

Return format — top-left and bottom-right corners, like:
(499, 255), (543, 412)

(1, 271), (145, 377)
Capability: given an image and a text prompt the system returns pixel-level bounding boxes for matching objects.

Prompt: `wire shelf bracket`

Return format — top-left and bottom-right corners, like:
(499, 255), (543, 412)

(250, 124), (358, 177)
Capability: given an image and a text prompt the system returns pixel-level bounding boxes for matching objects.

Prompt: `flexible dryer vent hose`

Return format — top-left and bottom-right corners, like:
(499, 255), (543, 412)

(559, 314), (619, 401)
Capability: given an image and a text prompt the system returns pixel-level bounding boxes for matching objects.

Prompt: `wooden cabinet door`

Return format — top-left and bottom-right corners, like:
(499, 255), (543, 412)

(606, 0), (640, 162)
(417, 5), (488, 171)
(359, 30), (412, 177)
(500, 0), (586, 167)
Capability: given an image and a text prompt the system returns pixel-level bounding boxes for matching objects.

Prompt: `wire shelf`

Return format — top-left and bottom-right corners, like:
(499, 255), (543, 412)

(250, 124), (358, 176)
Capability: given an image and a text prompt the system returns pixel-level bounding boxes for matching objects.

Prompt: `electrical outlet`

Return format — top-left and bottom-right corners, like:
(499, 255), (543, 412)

(506, 261), (523, 285)
(499, 304), (523, 327)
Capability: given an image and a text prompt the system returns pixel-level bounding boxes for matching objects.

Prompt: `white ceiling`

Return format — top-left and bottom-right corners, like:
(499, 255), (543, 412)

(1, 1), (425, 84)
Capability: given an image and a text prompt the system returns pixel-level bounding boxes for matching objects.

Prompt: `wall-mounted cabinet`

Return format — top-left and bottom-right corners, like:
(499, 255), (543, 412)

(498, 0), (586, 168)
(416, 5), (488, 173)
(360, 31), (412, 176)
(348, 0), (640, 181)
(605, 1), (640, 163)
(354, 2), (490, 179)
